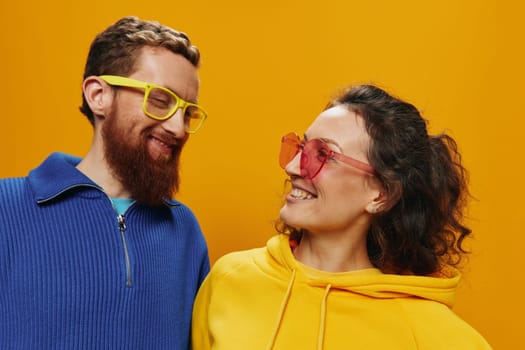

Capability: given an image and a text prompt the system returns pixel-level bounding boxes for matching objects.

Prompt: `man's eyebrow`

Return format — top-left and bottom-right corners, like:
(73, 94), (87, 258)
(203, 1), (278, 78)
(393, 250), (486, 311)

(161, 83), (198, 104)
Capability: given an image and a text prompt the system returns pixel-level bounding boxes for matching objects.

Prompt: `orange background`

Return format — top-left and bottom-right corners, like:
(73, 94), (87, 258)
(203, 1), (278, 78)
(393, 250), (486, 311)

(1, 0), (522, 348)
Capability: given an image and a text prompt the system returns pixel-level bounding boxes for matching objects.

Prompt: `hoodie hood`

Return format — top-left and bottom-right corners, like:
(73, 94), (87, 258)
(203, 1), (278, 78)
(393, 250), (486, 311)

(263, 234), (460, 307)
(258, 234), (461, 350)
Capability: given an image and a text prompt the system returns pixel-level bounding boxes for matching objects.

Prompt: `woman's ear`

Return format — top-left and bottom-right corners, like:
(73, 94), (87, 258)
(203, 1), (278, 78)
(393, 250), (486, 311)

(365, 193), (387, 214)
(365, 180), (402, 214)
(82, 76), (110, 118)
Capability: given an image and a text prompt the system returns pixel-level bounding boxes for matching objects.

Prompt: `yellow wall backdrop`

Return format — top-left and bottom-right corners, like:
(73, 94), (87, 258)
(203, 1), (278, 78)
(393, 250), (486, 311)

(1, 0), (522, 347)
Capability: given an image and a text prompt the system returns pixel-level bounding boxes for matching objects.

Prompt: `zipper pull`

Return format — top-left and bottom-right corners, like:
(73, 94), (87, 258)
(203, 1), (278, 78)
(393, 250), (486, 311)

(118, 215), (126, 232)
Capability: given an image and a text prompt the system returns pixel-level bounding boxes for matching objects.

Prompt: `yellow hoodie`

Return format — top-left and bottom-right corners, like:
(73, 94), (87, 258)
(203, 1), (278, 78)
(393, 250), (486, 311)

(192, 234), (491, 349)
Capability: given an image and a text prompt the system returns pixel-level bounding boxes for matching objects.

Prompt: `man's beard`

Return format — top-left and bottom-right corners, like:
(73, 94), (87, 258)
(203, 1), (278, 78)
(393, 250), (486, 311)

(101, 113), (184, 206)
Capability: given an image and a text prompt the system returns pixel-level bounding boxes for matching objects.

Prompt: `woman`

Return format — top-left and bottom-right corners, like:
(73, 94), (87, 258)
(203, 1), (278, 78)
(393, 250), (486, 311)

(192, 84), (491, 349)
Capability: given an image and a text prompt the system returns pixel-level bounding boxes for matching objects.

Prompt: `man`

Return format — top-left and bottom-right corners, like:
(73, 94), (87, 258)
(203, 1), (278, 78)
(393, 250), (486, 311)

(0, 16), (210, 349)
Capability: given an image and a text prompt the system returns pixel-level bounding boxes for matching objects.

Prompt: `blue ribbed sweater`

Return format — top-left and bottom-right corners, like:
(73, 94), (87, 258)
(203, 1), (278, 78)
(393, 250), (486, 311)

(0, 152), (210, 349)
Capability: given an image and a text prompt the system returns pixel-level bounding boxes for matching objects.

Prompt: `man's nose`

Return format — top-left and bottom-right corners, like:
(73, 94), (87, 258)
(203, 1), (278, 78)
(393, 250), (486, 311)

(160, 108), (186, 138)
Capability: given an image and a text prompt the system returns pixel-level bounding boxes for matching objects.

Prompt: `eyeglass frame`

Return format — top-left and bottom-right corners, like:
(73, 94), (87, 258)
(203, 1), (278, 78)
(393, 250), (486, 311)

(280, 132), (376, 179)
(99, 75), (207, 134)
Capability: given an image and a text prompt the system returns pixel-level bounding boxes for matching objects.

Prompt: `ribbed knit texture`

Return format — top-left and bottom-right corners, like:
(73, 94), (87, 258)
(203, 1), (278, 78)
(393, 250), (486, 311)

(0, 153), (210, 350)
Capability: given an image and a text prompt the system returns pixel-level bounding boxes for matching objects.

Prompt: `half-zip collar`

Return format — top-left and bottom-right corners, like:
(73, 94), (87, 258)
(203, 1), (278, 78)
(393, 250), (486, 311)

(28, 152), (182, 208)
(29, 152), (102, 203)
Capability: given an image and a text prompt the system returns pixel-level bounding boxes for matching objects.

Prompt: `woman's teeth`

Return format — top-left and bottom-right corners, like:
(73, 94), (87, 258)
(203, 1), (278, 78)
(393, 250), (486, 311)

(290, 188), (314, 200)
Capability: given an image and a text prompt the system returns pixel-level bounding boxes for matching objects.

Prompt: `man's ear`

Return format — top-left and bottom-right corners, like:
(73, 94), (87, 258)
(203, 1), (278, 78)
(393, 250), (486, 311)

(82, 76), (110, 118)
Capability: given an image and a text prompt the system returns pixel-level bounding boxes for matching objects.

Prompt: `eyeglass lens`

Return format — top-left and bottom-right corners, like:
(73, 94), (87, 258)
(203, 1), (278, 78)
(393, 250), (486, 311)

(145, 87), (205, 132)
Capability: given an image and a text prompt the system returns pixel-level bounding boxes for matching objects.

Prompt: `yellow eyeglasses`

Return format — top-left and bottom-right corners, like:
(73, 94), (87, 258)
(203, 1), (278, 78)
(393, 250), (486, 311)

(99, 75), (207, 134)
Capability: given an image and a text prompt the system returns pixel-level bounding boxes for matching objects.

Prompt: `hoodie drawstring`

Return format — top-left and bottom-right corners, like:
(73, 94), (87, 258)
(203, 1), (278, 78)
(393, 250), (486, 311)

(317, 283), (332, 350)
(266, 269), (296, 350)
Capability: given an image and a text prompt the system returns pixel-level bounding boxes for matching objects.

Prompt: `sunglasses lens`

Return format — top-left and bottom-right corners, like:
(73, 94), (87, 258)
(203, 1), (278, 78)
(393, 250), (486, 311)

(280, 133), (300, 169)
(301, 139), (329, 179)
(280, 134), (330, 179)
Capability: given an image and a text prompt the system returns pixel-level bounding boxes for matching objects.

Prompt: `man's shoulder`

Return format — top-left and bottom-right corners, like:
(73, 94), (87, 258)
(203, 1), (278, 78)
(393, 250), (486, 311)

(0, 176), (28, 196)
(0, 177), (32, 224)
(164, 200), (199, 221)
(0, 176), (27, 184)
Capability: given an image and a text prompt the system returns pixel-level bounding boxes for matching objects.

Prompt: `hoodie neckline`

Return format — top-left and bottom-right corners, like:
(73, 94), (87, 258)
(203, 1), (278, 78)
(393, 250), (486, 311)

(260, 234), (462, 349)
(263, 234), (461, 306)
